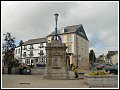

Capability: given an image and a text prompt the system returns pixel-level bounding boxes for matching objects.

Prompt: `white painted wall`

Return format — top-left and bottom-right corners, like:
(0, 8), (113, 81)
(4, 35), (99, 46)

(14, 42), (46, 65)
(111, 54), (118, 65)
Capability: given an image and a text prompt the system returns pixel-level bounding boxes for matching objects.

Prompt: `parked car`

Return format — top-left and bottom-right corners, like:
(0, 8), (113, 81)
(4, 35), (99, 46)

(104, 64), (118, 75)
(93, 63), (104, 70)
(22, 69), (31, 75)
(36, 64), (46, 67)
(105, 67), (118, 75)
(19, 66), (31, 75)
(96, 64), (105, 70)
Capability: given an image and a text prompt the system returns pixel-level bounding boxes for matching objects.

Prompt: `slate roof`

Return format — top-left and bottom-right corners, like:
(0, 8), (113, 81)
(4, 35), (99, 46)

(23, 37), (47, 45)
(47, 24), (89, 41)
(106, 51), (118, 58)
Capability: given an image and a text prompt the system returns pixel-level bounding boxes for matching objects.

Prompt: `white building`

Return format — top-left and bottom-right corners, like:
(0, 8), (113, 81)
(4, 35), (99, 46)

(14, 37), (47, 66)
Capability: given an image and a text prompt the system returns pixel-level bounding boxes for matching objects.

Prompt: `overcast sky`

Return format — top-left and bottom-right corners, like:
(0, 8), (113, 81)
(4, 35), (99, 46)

(1, 1), (118, 57)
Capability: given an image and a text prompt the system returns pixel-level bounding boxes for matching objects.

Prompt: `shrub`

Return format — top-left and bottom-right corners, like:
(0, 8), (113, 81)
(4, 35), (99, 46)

(89, 71), (109, 76)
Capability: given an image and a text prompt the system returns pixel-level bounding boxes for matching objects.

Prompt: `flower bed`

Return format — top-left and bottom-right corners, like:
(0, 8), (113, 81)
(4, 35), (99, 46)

(85, 71), (117, 87)
(88, 71), (109, 76)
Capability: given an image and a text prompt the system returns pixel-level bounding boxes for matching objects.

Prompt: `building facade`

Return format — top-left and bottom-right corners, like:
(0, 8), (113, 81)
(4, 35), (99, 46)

(47, 24), (89, 68)
(111, 53), (118, 65)
(96, 54), (106, 63)
(14, 24), (89, 68)
(106, 51), (118, 65)
(14, 38), (47, 66)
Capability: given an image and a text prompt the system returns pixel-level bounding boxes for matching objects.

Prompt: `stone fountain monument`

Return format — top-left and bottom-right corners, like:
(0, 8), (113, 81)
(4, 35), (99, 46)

(44, 14), (68, 79)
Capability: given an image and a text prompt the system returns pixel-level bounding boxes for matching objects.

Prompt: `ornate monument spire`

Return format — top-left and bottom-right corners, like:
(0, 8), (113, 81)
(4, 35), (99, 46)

(52, 13), (61, 41)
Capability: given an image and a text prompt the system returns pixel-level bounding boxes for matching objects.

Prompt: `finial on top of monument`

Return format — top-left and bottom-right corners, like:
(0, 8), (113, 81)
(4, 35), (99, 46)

(52, 13), (61, 41)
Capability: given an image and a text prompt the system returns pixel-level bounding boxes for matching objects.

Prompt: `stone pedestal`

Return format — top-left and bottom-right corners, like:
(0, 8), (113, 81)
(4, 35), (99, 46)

(44, 38), (68, 79)
(85, 74), (117, 87)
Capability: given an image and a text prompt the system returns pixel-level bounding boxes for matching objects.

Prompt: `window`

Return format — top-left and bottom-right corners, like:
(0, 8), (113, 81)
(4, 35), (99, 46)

(39, 43), (44, 48)
(26, 59), (30, 64)
(31, 60), (33, 63)
(23, 45), (27, 50)
(29, 44), (34, 49)
(38, 50), (44, 56)
(67, 35), (72, 42)
(18, 48), (20, 54)
(40, 50), (43, 53)
(64, 28), (67, 32)
(42, 58), (43, 62)
(16, 49), (17, 54)
(29, 50), (33, 56)
(23, 52), (26, 57)
(68, 45), (72, 53)
(36, 59), (38, 62)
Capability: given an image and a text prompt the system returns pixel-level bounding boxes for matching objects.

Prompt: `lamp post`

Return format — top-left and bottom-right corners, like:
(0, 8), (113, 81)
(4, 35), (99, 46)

(54, 13), (59, 40)
(52, 13), (61, 41)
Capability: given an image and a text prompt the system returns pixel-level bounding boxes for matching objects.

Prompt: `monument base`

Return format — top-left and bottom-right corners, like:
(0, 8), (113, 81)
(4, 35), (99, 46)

(44, 67), (68, 79)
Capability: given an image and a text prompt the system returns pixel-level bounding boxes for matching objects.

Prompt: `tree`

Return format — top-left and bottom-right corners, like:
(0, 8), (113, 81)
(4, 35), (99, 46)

(2, 32), (19, 73)
(89, 49), (96, 67)
(19, 40), (23, 46)
(3, 32), (16, 52)
(19, 40), (24, 63)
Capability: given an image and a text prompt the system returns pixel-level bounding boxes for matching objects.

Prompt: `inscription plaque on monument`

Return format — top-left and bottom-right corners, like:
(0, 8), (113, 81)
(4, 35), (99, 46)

(52, 56), (61, 68)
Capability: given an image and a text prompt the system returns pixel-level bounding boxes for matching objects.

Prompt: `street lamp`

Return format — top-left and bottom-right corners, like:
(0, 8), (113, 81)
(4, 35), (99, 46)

(52, 13), (61, 41)
(54, 13), (58, 20)
(54, 13), (59, 40)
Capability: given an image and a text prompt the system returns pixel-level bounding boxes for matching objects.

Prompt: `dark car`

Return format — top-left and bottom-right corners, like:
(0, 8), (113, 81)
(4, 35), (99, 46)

(105, 68), (118, 75)
(36, 64), (46, 67)
(19, 66), (31, 75)
(104, 64), (118, 75)
(22, 69), (31, 75)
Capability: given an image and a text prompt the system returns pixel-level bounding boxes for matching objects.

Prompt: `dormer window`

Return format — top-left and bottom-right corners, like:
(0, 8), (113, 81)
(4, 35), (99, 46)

(64, 28), (67, 32)
(38, 43), (44, 48)
(29, 44), (34, 49)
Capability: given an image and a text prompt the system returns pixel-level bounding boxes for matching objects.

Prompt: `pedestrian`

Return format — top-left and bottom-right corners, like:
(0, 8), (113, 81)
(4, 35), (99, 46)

(71, 63), (75, 71)
(74, 68), (78, 79)
(19, 66), (23, 74)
